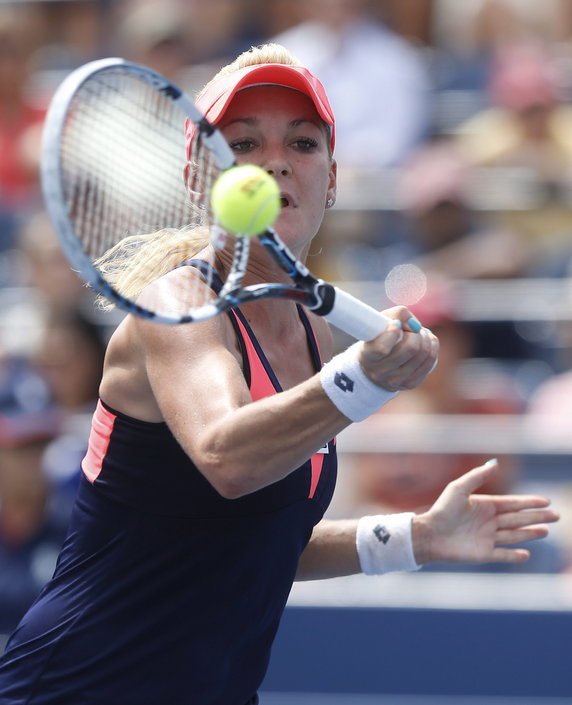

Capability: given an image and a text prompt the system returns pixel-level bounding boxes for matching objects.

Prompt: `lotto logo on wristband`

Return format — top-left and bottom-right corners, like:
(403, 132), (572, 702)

(373, 524), (391, 544)
(356, 513), (420, 575)
(334, 372), (354, 392)
(320, 344), (398, 422)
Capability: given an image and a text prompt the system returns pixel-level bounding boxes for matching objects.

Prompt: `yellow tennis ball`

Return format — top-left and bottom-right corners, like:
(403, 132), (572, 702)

(211, 165), (280, 236)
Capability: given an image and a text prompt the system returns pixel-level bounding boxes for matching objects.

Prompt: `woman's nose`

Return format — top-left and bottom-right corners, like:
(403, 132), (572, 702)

(263, 148), (291, 177)
(266, 164), (289, 177)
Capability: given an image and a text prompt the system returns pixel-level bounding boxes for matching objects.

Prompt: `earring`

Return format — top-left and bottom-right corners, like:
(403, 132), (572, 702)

(326, 198), (334, 208)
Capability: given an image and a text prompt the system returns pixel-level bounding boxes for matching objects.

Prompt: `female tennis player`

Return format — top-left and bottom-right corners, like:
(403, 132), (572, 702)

(0, 44), (558, 705)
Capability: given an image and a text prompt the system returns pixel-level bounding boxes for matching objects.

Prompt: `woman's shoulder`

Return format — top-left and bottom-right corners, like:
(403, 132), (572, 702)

(101, 297), (245, 421)
(98, 316), (164, 422)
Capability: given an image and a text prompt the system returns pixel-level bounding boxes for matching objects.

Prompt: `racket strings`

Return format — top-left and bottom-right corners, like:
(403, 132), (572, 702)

(184, 133), (222, 304)
(187, 133), (254, 301)
(60, 65), (222, 316)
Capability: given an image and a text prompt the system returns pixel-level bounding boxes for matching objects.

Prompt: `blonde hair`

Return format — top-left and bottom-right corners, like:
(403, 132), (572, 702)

(94, 226), (210, 309)
(209, 43), (301, 83)
(95, 44), (304, 310)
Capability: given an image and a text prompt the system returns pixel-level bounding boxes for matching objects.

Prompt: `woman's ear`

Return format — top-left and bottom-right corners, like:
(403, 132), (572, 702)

(183, 162), (191, 189)
(183, 162), (202, 201)
(326, 158), (337, 209)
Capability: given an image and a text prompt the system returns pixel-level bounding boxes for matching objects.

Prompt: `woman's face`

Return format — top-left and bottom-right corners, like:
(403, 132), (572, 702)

(218, 85), (337, 255)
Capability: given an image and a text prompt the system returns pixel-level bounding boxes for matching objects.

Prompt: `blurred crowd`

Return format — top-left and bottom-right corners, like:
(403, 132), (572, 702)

(1, 0), (572, 636)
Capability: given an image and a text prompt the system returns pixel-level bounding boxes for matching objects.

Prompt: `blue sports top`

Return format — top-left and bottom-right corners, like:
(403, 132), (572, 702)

(0, 297), (337, 705)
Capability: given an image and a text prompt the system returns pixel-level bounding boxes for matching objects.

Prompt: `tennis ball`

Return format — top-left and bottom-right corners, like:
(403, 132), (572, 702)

(211, 165), (280, 236)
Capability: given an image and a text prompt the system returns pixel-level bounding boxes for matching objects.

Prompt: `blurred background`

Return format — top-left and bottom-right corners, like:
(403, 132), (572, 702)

(0, 0), (571, 701)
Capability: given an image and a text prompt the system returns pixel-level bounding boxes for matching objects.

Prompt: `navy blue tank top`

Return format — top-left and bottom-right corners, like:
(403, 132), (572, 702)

(0, 297), (337, 705)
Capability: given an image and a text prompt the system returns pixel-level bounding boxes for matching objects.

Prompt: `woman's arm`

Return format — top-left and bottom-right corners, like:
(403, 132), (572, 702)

(132, 300), (437, 498)
(296, 460), (559, 580)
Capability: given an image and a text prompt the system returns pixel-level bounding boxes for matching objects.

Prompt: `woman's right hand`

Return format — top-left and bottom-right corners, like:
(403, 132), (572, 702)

(358, 305), (439, 393)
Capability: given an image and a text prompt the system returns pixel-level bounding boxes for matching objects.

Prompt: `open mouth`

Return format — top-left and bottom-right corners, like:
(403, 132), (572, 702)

(280, 196), (289, 208)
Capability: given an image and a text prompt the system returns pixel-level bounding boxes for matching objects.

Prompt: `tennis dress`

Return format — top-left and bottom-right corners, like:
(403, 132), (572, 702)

(0, 300), (337, 705)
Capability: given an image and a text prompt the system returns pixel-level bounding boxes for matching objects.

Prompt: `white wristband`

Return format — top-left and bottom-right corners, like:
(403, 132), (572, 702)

(320, 343), (398, 422)
(356, 513), (421, 575)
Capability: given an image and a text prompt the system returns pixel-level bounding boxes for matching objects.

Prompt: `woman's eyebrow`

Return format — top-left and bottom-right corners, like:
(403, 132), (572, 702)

(289, 118), (321, 131)
(223, 116), (257, 128)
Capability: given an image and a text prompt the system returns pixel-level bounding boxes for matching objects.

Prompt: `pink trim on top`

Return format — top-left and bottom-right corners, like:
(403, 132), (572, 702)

(81, 400), (116, 483)
(232, 315), (278, 402)
(232, 311), (331, 499)
(309, 454), (325, 499)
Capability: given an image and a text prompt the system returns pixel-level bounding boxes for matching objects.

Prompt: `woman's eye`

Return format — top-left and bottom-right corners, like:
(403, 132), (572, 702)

(229, 139), (255, 153)
(293, 137), (318, 152)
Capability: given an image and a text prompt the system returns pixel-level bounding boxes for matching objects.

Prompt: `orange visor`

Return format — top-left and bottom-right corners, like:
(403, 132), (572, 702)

(185, 62), (335, 159)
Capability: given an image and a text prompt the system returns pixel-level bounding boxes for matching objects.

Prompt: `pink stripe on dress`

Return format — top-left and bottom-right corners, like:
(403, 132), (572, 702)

(232, 312), (330, 499)
(81, 400), (116, 483)
(308, 454), (325, 499)
(232, 314), (278, 402)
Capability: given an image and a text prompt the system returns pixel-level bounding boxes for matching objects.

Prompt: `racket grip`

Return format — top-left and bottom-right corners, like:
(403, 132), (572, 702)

(323, 286), (391, 341)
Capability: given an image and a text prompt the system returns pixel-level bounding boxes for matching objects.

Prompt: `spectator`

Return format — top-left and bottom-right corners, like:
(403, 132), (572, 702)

(0, 7), (46, 247)
(32, 307), (107, 519)
(344, 278), (565, 572)
(0, 356), (68, 642)
(33, 307), (105, 422)
(272, 0), (431, 171)
(349, 278), (524, 515)
(455, 39), (572, 276)
(525, 333), (572, 571)
(384, 138), (529, 279)
(526, 327), (572, 447)
(178, 0), (262, 66)
(113, 0), (263, 83)
(113, 0), (191, 84)
(269, 0), (432, 283)
(16, 209), (96, 312)
(430, 0), (570, 123)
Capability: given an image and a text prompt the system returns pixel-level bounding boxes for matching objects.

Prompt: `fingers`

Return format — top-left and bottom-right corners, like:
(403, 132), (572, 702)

(493, 505), (558, 547)
(496, 525), (550, 547)
(449, 458), (500, 497)
(361, 325), (439, 391)
(393, 328), (439, 388)
(455, 462), (559, 518)
(489, 503), (559, 558)
(495, 506), (560, 528)
(382, 305), (423, 333)
(490, 547), (531, 563)
(484, 494), (554, 514)
(384, 318), (405, 347)
(361, 318), (405, 359)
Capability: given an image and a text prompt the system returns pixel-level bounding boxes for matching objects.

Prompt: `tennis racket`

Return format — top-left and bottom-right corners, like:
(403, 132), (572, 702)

(41, 58), (391, 341)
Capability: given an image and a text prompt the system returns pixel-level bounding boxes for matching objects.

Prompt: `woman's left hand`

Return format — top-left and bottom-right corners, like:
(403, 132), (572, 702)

(412, 459), (560, 565)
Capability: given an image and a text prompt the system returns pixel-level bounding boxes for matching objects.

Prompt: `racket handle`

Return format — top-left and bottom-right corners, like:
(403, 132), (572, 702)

(322, 286), (390, 341)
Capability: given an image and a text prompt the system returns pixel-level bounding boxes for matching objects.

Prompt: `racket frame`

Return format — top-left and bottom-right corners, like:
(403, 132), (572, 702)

(42, 58), (390, 340)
